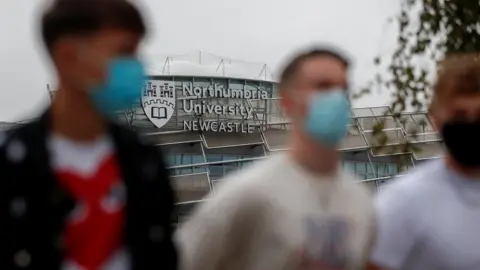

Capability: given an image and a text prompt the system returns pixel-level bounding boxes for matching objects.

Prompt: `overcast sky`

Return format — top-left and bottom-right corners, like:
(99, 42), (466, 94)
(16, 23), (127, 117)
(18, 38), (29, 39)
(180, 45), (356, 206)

(0, 0), (401, 122)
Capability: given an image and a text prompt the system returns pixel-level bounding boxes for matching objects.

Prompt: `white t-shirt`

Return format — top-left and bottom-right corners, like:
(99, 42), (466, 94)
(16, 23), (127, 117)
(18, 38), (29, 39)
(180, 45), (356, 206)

(176, 153), (376, 270)
(370, 160), (480, 270)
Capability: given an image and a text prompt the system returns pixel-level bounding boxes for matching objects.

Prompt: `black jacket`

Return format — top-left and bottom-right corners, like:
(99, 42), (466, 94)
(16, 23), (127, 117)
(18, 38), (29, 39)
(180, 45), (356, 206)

(0, 111), (178, 269)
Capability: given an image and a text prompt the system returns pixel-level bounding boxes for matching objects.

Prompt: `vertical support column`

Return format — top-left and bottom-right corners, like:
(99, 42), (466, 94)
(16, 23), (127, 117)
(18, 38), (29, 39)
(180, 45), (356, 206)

(199, 140), (214, 195)
(162, 57), (171, 75)
(247, 98), (270, 153)
(366, 151), (377, 179)
(214, 78), (220, 123)
(409, 154), (417, 168)
(173, 76), (179, 125)
(46, 84), (54, 103)
(123, 111), (132, 129)
(357, 111), (379, 190)
(352, 110), (375, 177)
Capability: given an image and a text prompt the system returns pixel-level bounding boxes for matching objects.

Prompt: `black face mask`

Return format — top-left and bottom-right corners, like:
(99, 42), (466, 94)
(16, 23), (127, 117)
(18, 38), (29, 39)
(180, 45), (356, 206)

(441, 119), (480, 167)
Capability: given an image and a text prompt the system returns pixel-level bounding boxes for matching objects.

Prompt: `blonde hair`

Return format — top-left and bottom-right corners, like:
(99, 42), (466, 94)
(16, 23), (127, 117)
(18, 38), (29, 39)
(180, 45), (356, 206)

(430, 53), (480, 111)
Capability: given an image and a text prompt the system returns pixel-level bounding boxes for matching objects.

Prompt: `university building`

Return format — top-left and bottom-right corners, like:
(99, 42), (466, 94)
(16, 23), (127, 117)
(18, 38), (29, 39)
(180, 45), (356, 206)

(4, 52), (445, 222)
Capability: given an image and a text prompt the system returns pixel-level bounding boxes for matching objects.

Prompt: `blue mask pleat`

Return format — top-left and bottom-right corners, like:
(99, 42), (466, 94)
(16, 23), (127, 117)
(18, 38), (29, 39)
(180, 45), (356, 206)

(89, 58), (145, 116)
(304, 91), (351, 146)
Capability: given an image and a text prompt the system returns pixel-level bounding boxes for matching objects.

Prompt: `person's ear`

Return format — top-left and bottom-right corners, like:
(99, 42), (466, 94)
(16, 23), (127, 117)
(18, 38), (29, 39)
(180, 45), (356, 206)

(280, 90), (295, 116)
(281, 90), (309, 121)
(54, 38), (80, 66)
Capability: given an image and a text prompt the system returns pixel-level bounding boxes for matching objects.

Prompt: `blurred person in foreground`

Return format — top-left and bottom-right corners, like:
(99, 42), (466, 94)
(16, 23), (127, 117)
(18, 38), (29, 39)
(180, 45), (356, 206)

(367, 54), (480, 270)
(0, 0), (177, 269)
(176, 47), (376, 270)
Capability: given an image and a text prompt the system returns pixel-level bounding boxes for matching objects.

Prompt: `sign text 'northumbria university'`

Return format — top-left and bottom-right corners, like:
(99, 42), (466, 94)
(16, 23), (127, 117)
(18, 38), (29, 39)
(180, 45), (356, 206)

(141, 80), (268, 133)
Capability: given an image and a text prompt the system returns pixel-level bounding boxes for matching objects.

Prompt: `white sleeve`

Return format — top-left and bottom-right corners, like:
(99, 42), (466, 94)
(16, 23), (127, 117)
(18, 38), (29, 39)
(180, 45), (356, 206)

(175, 183), (259, 270)
(370, 184), (421, 270)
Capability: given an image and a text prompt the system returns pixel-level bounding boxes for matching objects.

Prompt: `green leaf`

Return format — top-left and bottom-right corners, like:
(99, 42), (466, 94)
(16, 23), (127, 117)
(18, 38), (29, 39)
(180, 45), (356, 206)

(359, 0), (480, 166)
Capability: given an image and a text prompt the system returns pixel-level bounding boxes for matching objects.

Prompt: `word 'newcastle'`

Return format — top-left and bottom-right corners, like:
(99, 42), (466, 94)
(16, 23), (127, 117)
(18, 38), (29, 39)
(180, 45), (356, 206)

(183, 120), (255, 133)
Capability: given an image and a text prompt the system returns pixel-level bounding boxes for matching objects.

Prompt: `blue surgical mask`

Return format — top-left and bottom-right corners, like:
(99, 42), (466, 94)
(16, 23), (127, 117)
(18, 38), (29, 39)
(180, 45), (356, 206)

(304, 90), (350, 146)
(89, 57), (145, 116)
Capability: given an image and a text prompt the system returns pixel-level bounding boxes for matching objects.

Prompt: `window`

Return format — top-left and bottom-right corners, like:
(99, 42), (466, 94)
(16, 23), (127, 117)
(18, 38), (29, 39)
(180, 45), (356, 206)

(166, 154), (206, 175)
(342, 161), (404, 179)
(167, 153), (255, 178)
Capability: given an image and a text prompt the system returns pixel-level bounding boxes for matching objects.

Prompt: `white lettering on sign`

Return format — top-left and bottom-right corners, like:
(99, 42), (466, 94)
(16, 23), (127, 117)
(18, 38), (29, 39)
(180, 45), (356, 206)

(182, 83), (268, 99)
(142, 80), (269, 133)
(182, 101), (253, 119)
(183, 120), (255, 133)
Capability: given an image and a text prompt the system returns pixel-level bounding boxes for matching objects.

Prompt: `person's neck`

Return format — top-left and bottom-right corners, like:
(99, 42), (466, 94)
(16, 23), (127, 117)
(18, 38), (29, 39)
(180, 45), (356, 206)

(50, 85), (105, 142)
(289, 129), (340, 177)
(446, 155), (480, 180)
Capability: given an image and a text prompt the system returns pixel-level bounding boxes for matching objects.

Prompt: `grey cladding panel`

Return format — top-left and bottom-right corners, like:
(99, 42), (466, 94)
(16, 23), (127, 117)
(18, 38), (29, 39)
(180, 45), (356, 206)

(203, 131), (263, 148)
(263, 129), (289, 151)
(364, 130), (406, 146)
(360, 181), (377, 193)
(371, 145), (410, 156)
(172, 173), (210, 203)
(377, 117), (399, 129)
(356, 117), (398, 131)
(145, 132), (201, 145)
(413, 142), (444, 160)
(357, 118), (377, 131)
(212, 180), (223, 192)
(205, 144), (265, 158)
(162, 142), (204, 157)
(339, 126), (368, 150)
(407, 133), (441, 143)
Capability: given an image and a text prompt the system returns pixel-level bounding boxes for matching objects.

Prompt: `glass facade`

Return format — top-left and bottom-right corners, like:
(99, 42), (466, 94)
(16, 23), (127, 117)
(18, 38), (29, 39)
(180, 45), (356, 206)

(167, 153), (256, 177)
(343, 161), (402, 180)
(167, 154), (405, 181)
(37, 75), (446, 222)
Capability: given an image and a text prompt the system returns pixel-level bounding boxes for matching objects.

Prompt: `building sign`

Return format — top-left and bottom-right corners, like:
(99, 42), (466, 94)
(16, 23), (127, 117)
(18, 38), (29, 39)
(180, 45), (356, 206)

(142, 80), (176, 129)
(141, 80), (269, 133)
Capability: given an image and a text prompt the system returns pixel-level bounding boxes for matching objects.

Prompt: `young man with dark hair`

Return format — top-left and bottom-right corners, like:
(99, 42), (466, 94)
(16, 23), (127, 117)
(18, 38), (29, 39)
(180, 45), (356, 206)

(176, 47), (376, 270)
(367, 54), (480, 270)
(0, 0), (177, 269)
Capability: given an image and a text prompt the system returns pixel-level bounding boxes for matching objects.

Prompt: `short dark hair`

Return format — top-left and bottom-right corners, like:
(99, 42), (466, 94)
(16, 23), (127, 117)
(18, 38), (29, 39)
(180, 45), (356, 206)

(279, 47), (350, 90)
(41, 0), (146, 53)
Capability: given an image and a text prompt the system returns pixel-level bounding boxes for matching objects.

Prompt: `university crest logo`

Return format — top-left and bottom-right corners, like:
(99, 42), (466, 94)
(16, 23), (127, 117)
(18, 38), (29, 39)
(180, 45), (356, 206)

(141, 80), (176, 129)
